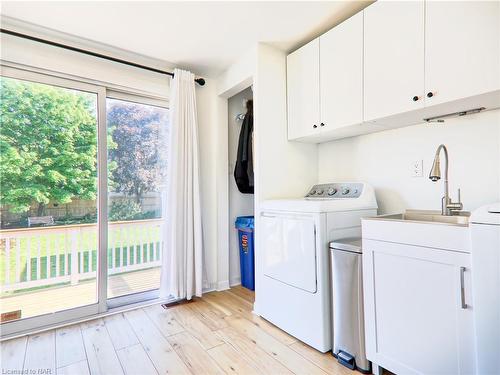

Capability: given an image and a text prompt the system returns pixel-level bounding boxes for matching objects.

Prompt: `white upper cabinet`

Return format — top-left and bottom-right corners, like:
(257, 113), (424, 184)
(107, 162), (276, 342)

(363, 1), (425, 121)
(286, 1), (500, 143)
(287, 38), (320, 140)
(425, 1), (500, 106)
(320, 12), (363, 131)
(287, 14), (364, 141)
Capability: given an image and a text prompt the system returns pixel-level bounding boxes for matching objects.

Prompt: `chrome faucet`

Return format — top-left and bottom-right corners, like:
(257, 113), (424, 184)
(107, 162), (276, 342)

(429, 144), (463, 216)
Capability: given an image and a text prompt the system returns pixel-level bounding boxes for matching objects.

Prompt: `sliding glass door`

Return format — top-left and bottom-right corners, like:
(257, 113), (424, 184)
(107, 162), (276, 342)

(0, 67), (169, 336)
(106, 94), (168, 306)
(0, 67), (106, 335)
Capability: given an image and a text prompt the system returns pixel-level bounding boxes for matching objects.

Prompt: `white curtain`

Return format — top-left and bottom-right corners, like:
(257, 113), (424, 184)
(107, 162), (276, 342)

(160, 68), (203, 300)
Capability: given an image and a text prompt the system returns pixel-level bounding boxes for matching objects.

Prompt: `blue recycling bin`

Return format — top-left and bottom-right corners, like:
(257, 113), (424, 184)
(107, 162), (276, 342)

(235, 216), (255, 290)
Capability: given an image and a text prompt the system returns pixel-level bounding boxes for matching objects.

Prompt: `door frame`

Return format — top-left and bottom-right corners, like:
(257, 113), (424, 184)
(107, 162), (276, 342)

(0, 66), (107, 337)
(104, 91), (168, 309)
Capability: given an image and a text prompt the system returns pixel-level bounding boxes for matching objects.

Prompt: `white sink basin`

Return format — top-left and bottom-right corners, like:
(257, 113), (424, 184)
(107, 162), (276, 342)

(375, 210), (470, 226)
(362, 210), (471, 253)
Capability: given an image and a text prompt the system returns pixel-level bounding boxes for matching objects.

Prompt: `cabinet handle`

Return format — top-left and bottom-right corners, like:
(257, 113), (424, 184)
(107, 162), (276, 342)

(412, 96), (419, 102)
(313, 124), (318, 128)
(427, 92), (434, 98)
(320, 122), (325, 127)
(460, 267), (468, 309)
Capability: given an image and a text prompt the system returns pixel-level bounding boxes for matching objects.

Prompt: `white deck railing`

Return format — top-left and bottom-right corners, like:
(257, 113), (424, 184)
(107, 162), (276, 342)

(0, 219), (163, 292)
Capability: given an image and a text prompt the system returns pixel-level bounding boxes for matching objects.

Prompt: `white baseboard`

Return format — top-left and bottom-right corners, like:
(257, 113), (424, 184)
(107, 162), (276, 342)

(216, 280), (230, 291)
(204, 279), (242, 293)
(202, 281), (219, 293)
(229, 277), (241, 287)
(252, 300), (261, 316)
(202, 286), (216, 293)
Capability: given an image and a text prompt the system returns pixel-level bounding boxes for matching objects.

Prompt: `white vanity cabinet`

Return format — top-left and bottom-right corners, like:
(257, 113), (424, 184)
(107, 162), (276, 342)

(362, 219), (476, 375)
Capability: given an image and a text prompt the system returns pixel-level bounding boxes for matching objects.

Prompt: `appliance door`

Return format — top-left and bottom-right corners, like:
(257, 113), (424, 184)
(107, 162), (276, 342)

(261, 212), (317, 293)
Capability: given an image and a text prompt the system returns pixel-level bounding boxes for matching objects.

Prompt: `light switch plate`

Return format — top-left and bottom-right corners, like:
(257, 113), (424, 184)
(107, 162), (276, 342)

(412, 160), (423, 177)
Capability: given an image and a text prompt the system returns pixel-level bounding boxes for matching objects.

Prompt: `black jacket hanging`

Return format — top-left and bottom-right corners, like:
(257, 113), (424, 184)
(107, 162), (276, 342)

(234, 100), (254, 194)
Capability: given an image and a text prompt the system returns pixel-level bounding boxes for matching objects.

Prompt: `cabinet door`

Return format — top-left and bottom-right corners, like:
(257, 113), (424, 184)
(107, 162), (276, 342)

(363, 1), (425, 121)
(287, 38), (320, 140)
(320, 12), (363, 130)
(425, 1), (500, 106)
(363, 241), (475, 375)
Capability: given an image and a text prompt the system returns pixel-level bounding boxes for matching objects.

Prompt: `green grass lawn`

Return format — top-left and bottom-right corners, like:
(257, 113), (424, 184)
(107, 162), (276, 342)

(1, 224), (161, 288)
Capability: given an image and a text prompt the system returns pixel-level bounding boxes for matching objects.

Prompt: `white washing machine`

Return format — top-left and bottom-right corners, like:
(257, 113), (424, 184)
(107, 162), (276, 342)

(259, 182), (377, 352)
(470, 203), (500, 374)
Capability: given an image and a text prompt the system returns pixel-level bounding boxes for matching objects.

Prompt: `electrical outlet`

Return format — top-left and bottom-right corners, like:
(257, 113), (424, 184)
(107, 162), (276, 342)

(412, 160), (423, 177)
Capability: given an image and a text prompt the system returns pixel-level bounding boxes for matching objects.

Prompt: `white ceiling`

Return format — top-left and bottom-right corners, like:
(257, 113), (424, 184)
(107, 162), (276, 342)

(0, 1), (368, 78)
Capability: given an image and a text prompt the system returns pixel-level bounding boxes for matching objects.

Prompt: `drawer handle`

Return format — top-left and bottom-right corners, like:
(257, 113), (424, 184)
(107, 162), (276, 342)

(460, 267), (468, 309)
(320, 122), (325, 127)
(313, 124), (318, 129)
(427, 92), (434, 98)
(412, 96), (419, 102)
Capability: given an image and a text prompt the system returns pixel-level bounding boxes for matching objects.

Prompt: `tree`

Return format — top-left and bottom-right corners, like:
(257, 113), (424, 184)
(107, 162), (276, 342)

(0, 77), (98, 215)
(107, 100), (168, 204)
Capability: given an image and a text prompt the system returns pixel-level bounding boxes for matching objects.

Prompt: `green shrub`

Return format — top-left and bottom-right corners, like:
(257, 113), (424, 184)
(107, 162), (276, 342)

(56, 210), (97, 225)
(108, 200), (142, 221)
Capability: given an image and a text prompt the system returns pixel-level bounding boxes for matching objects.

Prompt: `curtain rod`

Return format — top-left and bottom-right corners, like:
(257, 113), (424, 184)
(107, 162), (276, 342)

(0, 28), (206, 86)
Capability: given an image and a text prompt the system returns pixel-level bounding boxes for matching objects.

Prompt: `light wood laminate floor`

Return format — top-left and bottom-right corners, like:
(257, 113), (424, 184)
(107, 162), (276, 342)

(1, 286), (358, 375)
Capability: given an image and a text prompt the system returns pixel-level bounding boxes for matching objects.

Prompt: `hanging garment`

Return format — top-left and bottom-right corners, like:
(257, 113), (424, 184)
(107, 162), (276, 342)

(160, 68), (203, 300)
(234, 100), (254, 194)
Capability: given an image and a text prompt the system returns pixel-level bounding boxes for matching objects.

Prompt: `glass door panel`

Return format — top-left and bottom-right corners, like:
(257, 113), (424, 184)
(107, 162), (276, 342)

(0, 75), (99, 323)
(106, 97), (168, 303)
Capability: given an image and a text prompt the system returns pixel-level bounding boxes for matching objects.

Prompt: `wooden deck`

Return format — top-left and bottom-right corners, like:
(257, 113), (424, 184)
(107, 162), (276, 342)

(0, 267), (160, 320)
(0, 286), (367, 375)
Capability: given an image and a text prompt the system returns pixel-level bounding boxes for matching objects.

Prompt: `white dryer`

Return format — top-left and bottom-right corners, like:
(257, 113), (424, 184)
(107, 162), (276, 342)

(258, 182), (377, 352)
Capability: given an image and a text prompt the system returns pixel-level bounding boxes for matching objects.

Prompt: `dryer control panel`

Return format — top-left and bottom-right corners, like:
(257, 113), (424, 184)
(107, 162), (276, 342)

(305, 183), (363, 199)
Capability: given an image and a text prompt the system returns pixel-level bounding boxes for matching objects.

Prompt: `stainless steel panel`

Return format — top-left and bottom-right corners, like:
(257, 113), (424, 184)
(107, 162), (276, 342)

(331, 246), (370, 371)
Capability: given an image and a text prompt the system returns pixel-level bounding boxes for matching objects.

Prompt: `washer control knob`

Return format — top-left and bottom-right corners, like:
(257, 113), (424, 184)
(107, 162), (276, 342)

(327, 188), (337, 196)
(342, 188), (350, 195)
(316, 189), (323, 195)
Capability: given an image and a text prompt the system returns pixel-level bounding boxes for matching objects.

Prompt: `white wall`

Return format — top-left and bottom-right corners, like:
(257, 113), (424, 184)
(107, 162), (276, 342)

(195, 78), (226, 290)
(217, 46), (256, 98)
(228, 87), (254, 286)
(254, 44), (318, 203)
(318, 109), (500, 214)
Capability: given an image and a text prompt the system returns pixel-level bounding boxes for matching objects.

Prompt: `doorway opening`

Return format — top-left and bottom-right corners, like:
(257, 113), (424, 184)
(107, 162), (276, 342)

(228, 86), (254, 287)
